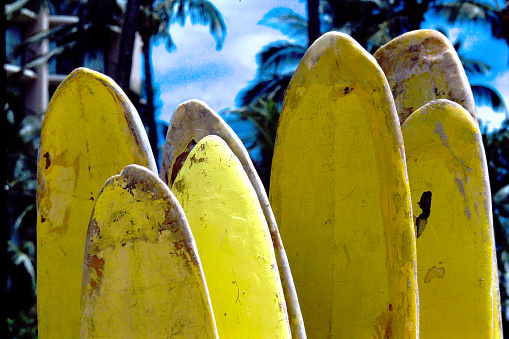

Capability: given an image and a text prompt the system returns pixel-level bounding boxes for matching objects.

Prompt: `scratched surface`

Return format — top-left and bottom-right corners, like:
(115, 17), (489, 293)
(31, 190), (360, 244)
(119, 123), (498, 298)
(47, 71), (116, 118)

(269, 32), (418, 338)
(160, 99), (305, 338)
(36, 68), (157, 338)
(80, 165), (218, 338)
(172, 135), (291, 338)
(374, 29), (477, 125)
(402, 99), (501, 338)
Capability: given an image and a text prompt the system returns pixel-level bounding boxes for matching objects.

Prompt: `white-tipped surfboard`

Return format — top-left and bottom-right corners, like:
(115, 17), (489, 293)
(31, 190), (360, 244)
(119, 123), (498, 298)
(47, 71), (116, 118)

(161, 99), (305, 338)
(402, 99), (501, 338)
(81, 164), (218, 338)
(374, 29), (477, 125)
(172, 135), (292, 338)
(36, 68), (157, 338)
(269, 32), (418, 338)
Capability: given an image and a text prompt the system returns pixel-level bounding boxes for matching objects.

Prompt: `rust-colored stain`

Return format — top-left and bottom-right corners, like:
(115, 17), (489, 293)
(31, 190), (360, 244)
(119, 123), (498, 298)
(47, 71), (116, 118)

(171, 139), (197, 185)
(87, 254), (105, 291)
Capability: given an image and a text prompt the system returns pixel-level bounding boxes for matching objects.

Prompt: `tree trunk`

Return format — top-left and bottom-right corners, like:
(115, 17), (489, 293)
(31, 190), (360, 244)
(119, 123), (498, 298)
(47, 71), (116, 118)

(307, 0), (320, 47)
(142, 35), (159, 168)
(115, 0), (141, 92)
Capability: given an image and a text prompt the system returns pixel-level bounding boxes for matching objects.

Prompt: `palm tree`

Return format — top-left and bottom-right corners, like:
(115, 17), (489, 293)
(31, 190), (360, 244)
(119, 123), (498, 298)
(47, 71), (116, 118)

(238, 0), (508, 110)
(136, 0), (226, 166)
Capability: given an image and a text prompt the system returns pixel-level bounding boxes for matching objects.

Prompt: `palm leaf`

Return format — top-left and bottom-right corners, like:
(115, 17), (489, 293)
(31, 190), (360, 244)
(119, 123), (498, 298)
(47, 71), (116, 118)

(155, 0), (226, 50)
(187, 0), (226, 50)
(471, 85), (508, 114)
(257, 41), (306, 77)
(259, 8), (308, 40)
(236, 72), (293, 107)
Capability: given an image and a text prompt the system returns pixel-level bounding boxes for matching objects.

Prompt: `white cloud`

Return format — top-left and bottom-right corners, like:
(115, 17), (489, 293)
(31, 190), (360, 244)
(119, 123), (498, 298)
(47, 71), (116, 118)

(151, 0), (306, 123)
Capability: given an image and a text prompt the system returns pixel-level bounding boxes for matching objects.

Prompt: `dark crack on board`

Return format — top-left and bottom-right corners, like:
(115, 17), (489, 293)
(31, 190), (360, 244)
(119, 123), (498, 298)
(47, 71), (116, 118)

(43, 152), (51, 169)
(171, 139), (197, 185)
(416, 191), (432, 238)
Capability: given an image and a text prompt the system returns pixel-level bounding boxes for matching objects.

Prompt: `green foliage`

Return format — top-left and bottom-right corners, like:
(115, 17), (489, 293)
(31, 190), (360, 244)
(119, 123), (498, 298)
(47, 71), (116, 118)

(7, 307), (38, 339)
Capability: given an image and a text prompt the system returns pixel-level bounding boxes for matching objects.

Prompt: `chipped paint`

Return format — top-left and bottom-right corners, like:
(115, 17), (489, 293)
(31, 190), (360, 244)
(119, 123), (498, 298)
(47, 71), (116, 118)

(374, 30), (477, 125)
(424, 266), (445, 283)
(36, 68), (157, 339)
(402, 99), (501, 337)
(160, 99), (306, 338)
(81, 165), (218, 338)
(172, 135), (291, 338)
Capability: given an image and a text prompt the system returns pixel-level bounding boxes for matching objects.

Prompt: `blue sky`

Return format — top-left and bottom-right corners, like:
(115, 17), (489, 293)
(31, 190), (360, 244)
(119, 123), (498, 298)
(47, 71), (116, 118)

(151, 0), (508, 131)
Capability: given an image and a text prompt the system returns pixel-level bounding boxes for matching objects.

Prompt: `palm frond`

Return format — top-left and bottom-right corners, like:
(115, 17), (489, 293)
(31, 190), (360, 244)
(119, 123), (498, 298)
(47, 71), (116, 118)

(187, 0), (226, 50)
(155, 0), (226, 50)
(259, 7), (308, 40)
(229, 99), (281, 151)
(472, 85), (508, 114)
(257, 41), (306, 77)
(236, 72), (293, 107)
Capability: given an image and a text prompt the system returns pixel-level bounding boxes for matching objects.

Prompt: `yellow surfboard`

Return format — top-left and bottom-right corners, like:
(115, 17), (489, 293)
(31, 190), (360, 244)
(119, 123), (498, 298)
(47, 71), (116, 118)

(36, 68), (157, 338)
(172, 135), (292, 338)
(269, 32), (418, 338)
(374, 29), (477, 125)
(81, 164), (218, 338)
(161, 99), (305, 338)
(401, 99), (501, 338)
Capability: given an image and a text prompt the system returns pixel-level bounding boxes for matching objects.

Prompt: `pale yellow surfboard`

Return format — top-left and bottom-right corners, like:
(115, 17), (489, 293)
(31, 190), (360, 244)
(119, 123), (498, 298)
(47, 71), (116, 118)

(172, 135), (292, 338)
(269, 32), (418, 338)
(374, 29), (477, 125)
(161, 99), (305, 338)
(81, 164), (218, 338)
(36, 68), (157, 338)
(402, 99), (501, 338)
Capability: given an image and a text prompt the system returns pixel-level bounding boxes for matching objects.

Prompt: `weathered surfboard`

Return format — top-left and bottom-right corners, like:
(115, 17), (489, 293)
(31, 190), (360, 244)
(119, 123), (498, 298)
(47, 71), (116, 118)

(161, 99), (305, 338)
(80, 164), (218, 338)
(269, 32), (418, 338)
(374, 29), (477, 125)
(172, 135), (292, 338)
(402, 99), (501, 338)
(36, 68), (157, 338)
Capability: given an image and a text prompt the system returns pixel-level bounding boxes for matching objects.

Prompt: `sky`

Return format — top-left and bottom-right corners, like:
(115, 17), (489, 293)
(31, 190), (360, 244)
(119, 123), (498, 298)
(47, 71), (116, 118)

(151, 0), (306, 123)
(151, 0), (509, 131)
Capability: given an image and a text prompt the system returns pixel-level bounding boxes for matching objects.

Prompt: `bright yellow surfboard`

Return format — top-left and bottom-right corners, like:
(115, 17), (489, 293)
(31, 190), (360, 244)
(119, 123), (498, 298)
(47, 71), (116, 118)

(36, 68), (157, 338)
(81, 164), (218, 338)
(161, 99), (305, 338)
(374, 29), (477, 125)
(269, 32), (418, 338)
(172, 135), (292, 338)
(401, 99), (501, 338)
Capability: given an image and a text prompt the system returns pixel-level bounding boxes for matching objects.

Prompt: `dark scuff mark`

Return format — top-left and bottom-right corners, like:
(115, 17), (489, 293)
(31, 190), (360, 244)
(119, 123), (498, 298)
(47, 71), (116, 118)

(43, 152), (51, 169)
(171, 139), (197, 185)
(416, 191), (432, 238)
(124, 181), (136, 196)
(343, 87), (353, 95)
